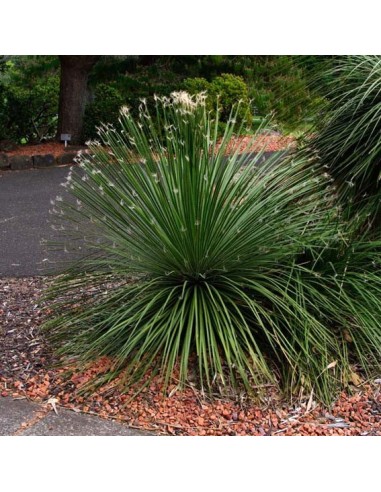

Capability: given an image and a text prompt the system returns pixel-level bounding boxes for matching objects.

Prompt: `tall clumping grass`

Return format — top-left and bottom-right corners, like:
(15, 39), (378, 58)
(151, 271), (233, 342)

(44, 91), (381, 404)
(299, 55), (381, 227)
(292, 54), (381, 399)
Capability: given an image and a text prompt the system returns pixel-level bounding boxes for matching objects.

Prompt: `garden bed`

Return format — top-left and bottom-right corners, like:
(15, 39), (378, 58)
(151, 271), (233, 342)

(0, 134), (296, 171)
(0, 142), (87, 171)
(1, 277), (380, 436)
(5, 142), (79, 158)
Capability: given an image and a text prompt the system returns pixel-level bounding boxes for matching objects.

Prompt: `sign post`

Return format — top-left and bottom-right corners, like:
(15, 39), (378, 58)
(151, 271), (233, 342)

(60, 134), (72, 148)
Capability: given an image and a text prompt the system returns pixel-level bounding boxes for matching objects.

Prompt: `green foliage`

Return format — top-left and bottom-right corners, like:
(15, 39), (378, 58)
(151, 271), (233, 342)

(183, 58), (323, 132)
(184, 74), (252, 128)
(245, 56), (324, 131)
(0, 56), (59, 143)
(87, 55), (320, 132)
(44, 93), (381, 404)
(83, 83), (125, 141)
(182, 77), (209, 95)
(211, 74), (251, 121)
(0, 56), (8, 73)
(299, 55), (381, 226)
(0, 55), (327, 143)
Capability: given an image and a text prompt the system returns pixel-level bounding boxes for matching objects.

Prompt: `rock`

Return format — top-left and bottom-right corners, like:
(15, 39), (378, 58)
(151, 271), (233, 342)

(57, 152), (78, 166)
(9, 155), (33, 170)
(0, 153), (9, 169)
(33, 154), (55, 168)
(0, 140), (17, 152)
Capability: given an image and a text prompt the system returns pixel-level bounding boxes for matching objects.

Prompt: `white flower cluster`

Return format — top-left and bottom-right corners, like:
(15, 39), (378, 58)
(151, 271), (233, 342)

(120, 106), (131, 117)
(170, 91), (207, 112)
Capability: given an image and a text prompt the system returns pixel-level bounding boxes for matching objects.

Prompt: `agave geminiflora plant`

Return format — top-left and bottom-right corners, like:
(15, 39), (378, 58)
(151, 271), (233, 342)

(44, 91), (381, 403)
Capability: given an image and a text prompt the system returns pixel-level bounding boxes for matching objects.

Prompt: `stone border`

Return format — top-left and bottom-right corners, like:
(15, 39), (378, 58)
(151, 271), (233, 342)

(0, 150), (82, 171)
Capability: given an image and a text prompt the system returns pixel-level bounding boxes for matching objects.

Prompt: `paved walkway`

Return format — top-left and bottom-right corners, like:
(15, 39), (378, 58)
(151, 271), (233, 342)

(0, 166), (71, 277)
(0, 396), (151, 436)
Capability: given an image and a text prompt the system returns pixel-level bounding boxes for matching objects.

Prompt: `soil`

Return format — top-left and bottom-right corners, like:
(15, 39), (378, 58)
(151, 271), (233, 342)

(1, 277), (380, 436)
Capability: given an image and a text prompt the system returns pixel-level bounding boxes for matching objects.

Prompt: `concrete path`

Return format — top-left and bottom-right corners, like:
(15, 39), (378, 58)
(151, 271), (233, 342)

(0, 166), (71, 277)
(0, 396), (151, 436)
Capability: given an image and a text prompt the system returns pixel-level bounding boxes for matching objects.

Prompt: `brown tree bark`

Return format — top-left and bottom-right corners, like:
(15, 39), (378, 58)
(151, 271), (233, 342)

(56, 55), (100, 145)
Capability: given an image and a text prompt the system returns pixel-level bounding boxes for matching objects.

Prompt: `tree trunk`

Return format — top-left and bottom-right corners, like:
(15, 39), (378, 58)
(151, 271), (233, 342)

(56, 56), (100, 145)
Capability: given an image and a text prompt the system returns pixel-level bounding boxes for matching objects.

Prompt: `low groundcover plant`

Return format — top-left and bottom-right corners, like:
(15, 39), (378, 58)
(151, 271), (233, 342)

(44, 91), (381, 404)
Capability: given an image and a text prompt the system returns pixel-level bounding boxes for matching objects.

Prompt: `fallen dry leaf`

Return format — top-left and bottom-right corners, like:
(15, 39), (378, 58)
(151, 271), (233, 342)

(350, 372), (362, 386)
(47, 397), (59, 415)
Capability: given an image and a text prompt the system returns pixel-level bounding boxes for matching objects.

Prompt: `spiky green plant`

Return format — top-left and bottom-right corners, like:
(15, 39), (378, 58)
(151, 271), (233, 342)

(300, 55), (381, 226)
(44, 92), (381, 403)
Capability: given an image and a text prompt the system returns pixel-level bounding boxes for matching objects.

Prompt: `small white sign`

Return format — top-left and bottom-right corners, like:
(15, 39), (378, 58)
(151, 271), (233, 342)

(60, 133), (72, 148)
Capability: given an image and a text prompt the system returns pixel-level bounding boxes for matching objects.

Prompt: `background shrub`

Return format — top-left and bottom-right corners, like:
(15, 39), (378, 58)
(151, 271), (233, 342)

(0, 56), (59, 143)
(0, 55), (331, 144)
(3, 75), (59, 142)
(184, 74), (252, 133)
(83, 83), (125, 141)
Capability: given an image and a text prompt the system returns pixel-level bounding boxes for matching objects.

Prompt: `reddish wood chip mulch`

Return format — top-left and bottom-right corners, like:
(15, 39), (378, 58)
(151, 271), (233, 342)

(6, 142), (71, 158)
(4, 134), (296, 161)
(222, 134), (296, 154)
(1, 277), (380, 436)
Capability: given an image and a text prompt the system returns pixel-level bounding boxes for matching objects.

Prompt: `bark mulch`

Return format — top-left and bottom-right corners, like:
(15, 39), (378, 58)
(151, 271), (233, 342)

(1, 278), (380, 437)
(222, 133), (296, 154)
(4, 134), (296, 160)
(5, 142), (73, 158)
